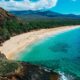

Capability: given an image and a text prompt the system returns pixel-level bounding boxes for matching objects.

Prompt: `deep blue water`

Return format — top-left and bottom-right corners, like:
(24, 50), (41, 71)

(17, 27), (80, 80)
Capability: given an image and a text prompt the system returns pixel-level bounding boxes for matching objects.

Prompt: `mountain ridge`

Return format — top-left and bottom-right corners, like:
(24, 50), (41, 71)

(9, 10), (80, 19)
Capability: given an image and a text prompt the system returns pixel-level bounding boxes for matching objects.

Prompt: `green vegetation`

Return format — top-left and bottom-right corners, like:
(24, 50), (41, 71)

(0, 18), (80, 42)
(0, 8), (80, 43)
(0, 27), (10, 41)
(0, 60), (21, 76)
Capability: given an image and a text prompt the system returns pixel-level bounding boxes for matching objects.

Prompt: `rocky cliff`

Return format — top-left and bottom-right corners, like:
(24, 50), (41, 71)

(0, 53), (59, 80)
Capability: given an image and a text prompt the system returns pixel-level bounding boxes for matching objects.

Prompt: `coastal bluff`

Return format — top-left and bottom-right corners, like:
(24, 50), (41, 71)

(0, 52), (59, 80)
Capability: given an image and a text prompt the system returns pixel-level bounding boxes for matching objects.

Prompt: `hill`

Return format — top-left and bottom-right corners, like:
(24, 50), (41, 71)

(0, 8), (25, 43)
(1, 8), (80, 44)
(10, 10), (80, 20)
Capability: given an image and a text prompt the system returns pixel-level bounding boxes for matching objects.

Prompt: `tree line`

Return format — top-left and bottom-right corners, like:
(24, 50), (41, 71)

(0, 18), (80, 43)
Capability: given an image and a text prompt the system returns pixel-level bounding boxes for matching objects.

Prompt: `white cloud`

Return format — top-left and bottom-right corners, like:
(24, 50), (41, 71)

(0, 0), (58, 11)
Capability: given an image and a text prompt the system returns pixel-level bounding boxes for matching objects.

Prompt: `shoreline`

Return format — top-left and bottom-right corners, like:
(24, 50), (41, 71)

(0, 26), (80, 60)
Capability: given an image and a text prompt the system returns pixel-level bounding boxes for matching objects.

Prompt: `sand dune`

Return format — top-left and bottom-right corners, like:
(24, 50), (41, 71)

(0, 26), (80, 59)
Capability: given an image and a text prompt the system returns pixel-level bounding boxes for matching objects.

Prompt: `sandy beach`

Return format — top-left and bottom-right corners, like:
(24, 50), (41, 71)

(0, 26), (80, 60)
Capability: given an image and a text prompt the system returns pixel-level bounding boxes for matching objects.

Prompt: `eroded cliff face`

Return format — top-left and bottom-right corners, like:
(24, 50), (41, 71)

(0, 53), (59, 80)
(0, 61), (59, 80)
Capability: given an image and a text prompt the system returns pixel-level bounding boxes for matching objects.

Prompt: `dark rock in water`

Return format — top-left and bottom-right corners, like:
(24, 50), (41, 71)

(0, 60), (59, 80)
(49, 42), (70, 53)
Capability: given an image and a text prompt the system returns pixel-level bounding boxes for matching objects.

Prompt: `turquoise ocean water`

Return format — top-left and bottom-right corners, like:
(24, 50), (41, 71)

(17, 27), (80, 80)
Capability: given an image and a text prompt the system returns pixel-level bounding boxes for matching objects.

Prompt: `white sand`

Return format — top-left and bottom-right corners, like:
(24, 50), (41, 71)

(0, 26), (80, 60)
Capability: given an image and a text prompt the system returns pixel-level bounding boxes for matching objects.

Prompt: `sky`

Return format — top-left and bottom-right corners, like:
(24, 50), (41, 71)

(0, 0), (80, 15)
(51, 0), (80, 15)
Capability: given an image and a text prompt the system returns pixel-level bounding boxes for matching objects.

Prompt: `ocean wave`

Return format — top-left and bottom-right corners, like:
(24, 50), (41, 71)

(58, 71), (74, 80)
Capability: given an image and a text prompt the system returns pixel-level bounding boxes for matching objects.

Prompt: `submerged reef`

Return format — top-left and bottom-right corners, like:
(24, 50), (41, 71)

(49, 42), (70, 53)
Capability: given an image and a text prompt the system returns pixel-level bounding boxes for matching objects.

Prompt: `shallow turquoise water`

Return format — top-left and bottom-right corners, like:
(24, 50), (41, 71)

(17, 27), (80, 80)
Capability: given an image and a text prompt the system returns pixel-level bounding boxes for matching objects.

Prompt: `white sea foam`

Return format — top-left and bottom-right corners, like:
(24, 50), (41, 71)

(58, 71), (74, 80)
(59, 71), (68, 80)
